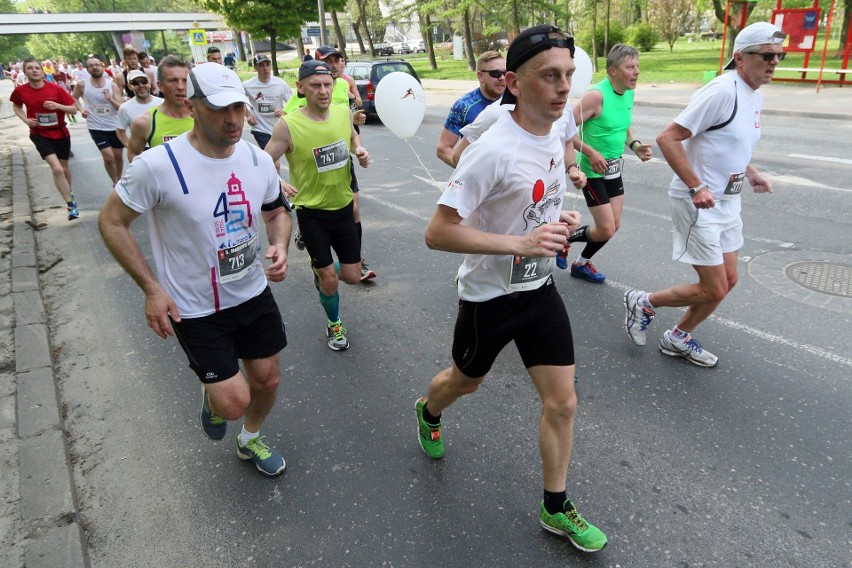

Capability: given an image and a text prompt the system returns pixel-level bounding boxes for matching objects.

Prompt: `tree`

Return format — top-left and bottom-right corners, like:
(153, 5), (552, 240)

(648, 0), (693, 51)
(199, 0), (315, 76)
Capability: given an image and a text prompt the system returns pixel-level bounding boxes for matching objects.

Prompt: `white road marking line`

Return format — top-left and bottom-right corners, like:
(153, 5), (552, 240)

(606, 278), (852, 369)
(789, 153), (852, 166)
(363, 188), (849, 369)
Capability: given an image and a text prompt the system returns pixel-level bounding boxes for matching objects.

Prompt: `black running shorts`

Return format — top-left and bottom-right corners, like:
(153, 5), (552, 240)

(171, 287), (287, 384)
(30, 133), (71, 160)
(451, 277), (575, 378)
(296, 200), (360, 269)
(89, 129), (124, 150)
(582, 175), (624, 208)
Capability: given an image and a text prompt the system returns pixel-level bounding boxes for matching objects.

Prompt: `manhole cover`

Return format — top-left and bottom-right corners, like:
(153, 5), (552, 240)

(785, 262), (852, 297)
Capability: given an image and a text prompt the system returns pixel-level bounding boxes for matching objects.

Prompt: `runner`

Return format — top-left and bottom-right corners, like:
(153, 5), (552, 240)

(243, 54), (292, 159)
(284, 47), (376, 282)
(207, 47), (223, 64)
(568, 44), (653, 283)
(116, 46), (142, 98)
(98, 63), (292, 477)
(264, 60), (370, 351)
(126, 55), (192, 162)
(52, 61), (77, 124)
(436, 50), (506, 167)
(73, 56), (125, 185)
(414, 25), (607, 553)
(116, 69), (162, 148)
(623, 22), (784, 367)
(10, 58), (80, 220)
(137, 52), (159, 96)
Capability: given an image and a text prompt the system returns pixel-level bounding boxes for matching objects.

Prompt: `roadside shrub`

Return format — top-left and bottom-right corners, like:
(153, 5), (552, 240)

(628, 23), (658, 52)
(577, 22), (626, 57)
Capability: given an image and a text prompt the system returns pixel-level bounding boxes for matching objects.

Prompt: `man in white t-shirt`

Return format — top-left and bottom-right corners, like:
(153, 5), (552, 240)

(623, 22), (783, 367)
(116, 69), (163, 147)
(414, 25), (607, 554)
(243, 54), (292, 157)
(98, 63), (293, 477)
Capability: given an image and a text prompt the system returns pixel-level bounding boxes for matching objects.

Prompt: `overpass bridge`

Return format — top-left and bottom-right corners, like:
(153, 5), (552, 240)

(0, 12), (227, 35)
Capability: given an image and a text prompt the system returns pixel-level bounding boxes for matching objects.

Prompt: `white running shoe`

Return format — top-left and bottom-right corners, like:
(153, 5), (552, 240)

(659, 330), (718, 367)
(623, 290), (655, 346)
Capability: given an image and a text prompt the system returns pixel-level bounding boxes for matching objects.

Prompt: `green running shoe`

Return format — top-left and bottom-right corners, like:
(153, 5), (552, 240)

(236, 435), (286, 477)
(539, 500), (608, 552)
(414, 397), (444, 459)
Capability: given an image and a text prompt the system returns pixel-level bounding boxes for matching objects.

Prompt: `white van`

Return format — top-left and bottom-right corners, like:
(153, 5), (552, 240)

(407, 38), (426, 53)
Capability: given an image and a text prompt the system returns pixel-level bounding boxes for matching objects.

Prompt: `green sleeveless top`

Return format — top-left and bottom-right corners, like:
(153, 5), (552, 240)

(146, 107), (194, 148)
(283, 105), (353, 211)
(577, 77), (634, 178)
(283, 78), (351, 114)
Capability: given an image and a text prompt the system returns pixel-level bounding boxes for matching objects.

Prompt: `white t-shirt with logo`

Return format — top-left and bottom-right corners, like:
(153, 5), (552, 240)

(117, 96), (163, 132)
(114, 135), (282, 318)
(460, 99), (578, 144)
(243, 76), (293, 135)
(669, 71), (762, 201)
(439, 112), (567, 303)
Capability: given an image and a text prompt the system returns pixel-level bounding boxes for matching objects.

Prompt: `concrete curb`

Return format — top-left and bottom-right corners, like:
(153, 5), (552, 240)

(10, 145), (87, 568)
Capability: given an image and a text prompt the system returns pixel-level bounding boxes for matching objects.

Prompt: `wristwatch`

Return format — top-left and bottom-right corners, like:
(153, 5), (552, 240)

(688, 183), (708, 197)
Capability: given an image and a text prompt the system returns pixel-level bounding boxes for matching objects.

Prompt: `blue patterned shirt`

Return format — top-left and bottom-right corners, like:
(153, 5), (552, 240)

(443, 87), (497, 136)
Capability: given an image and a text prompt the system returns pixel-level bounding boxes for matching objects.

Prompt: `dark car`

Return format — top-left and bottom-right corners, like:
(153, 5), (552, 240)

(344, 60), (421, 116)
(373, 43), (394, 56)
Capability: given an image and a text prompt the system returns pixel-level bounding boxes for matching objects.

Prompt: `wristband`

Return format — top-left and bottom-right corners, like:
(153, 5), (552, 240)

(629, 140), (641, 151)
(565, 163), (577, 173)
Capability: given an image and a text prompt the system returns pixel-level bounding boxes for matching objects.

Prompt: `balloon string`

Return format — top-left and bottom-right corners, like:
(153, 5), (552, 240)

(406, 138), (440, 187)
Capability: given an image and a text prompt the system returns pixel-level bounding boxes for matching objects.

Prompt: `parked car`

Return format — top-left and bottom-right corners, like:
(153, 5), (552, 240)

(407, 39), (426, 53)
(373, 43), (393, 56)
(344, 59), (421, 116)
(390, 42), (408, 55)
(397, 42), (413, 55)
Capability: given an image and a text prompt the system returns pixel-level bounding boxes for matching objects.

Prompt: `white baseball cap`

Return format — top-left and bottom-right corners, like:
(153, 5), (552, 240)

(187, 63), (249, 109)
(127, 69), (147, 83)
(724, 22), (787, 70)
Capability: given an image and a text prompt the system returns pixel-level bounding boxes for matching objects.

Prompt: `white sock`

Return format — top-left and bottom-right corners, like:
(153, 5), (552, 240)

(640, 293), (654, 310)
(239, 426), (259, 447)
(575, 255), (589, 265)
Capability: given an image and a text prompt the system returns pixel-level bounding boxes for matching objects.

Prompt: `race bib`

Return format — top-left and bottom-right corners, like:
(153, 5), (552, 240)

(604, 158), (623, 180)
(36, 112), (59, 127)
(258, 102), (275, 114)
(508, 255), (554, 292)
(216, 234), (258, 283)
(724, 171), (745, 195)
(313, 140), (349, 173)
(93, 104), (110, 115)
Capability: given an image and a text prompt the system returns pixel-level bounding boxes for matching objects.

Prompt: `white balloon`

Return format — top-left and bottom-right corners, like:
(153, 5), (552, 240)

(374, 72), (426, 140)
(570, 46), (593, 99)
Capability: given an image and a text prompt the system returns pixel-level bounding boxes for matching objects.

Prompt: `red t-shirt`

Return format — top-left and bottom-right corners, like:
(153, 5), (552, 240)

(10, 81), (74, 139)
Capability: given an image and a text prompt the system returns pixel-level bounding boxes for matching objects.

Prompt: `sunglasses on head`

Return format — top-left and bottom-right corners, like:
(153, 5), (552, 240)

(484, 69), (507, 78)
(525, 30), (575, 53)
(747, 51), (786, 62)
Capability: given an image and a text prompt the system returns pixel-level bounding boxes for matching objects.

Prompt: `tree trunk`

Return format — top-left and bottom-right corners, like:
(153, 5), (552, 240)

(296, 36), (306, 62)
(634, 0), (642, 22)
(840, 0), (851, 53)
(511, 0), (521, 39)
(362, 13), (375, 55)
(463, 7), (475, 71)
(331, 11), (347, 56)
(352, 16), (366, 54)
(420, 9), (437, 70)
(591, 0), (598, 72)
(269, 29), (279, 77)
(604, 0), (610, 58)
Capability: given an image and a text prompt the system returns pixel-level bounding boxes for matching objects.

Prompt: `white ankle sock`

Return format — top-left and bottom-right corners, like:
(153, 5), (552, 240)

(239, 426), (259, 447)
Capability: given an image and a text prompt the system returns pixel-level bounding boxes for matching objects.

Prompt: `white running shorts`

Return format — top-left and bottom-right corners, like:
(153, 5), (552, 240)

(669, 196), (743, 266)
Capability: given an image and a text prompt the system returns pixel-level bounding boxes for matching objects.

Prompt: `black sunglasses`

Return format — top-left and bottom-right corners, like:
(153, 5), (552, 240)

(748, 51), (786, 62)
(130, 79), (149, 86)
(484, 69), (507, 78)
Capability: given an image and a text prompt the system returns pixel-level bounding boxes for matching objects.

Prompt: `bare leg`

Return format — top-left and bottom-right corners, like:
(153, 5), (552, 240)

(43, 154), (72, 202)
(529, 365), (577, 492)
(241, 354), (282, 432)
(424, 363), (485, 416)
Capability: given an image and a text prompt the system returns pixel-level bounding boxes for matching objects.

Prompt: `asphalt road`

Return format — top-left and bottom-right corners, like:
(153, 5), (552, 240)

(17, 94), (852, 567)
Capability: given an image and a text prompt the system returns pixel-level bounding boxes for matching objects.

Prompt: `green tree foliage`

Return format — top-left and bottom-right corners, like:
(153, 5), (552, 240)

(648, 0), (692, 52)
(199, 0), (315, 75)
(0, 0), (30, 61)
(578, 20), (626, 57)
(628, 22), (658, 52)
